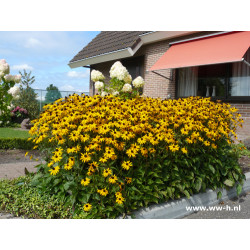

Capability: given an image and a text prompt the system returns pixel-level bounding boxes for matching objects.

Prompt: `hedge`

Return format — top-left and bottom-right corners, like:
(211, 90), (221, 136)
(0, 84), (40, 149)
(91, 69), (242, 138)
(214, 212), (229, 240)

(0, 138), (34, 150)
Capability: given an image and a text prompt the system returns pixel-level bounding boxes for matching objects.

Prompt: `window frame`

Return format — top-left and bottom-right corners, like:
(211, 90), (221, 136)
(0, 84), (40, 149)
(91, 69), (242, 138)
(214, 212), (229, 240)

(176, 63), (250, 101)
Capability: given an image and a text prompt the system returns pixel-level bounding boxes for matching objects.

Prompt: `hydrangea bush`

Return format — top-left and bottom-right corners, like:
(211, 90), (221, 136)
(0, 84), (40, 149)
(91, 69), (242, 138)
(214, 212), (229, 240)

(91, 61), (145, 99)
(0, 59), (21, 126)
(11, 106), (28, 123)
(29, 93), (245, 218)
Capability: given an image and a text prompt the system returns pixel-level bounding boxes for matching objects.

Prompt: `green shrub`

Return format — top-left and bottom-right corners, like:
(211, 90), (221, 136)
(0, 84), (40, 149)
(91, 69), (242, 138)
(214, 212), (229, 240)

(26, 94), (246, 219)
(0, 176), (73, 218)
(0, 138), (34, 150)
(12, 87), (40, 120)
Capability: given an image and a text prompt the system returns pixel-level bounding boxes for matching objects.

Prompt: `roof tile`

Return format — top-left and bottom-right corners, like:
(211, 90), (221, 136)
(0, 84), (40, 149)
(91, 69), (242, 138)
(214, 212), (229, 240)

(70, 31), (150, 63)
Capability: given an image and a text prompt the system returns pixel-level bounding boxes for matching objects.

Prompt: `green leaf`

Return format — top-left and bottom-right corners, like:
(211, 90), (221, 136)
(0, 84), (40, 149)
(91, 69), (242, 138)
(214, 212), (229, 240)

(81, 193), (91, 203)
(167, 187), (173, 199)
(208, 165), (215, 174)
(224, 179), (234, 187)
(183, 190), (190, 199)
(194, 179), (202, 192)
(54, 179), (61, 186)
(217, 191), (222, 199)
(232, 172), (239, 181)
(63, 181), (74, 191)
(236, 184), (242, 196)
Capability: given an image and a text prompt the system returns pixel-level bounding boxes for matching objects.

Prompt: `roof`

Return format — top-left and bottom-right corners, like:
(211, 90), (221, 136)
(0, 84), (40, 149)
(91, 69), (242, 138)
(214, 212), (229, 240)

(70, 31), (150, 63)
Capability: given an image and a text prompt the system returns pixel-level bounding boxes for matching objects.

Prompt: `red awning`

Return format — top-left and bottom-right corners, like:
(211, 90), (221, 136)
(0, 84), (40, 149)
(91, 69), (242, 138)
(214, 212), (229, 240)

(150, 31), (250, 71)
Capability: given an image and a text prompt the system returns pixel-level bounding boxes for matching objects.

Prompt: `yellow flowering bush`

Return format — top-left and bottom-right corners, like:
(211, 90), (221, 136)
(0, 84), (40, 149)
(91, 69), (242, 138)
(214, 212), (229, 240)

(29, 94), (245, 218)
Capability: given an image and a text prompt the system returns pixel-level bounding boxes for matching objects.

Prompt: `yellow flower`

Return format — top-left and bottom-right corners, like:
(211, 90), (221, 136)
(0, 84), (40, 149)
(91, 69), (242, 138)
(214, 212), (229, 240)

(125, 177), (132, 184)
(49, 166), (60, 175)
(103, 168), (112, 177)
(181, 147), (188, 154)
(126, 148), (138, 158)
(116, 196), (125, 205)
(80, 153), (91, 163)
(122, 161), (133, 170)
(81, 177), (90, 186)
(25, 152), (28, 157)
(99, 157), (108, 163)
(97, 188), (109, 196)
(83, 203), (92, 212)
(29, 155), (33, 160)
(109, 175), (118, 184)
(115, 191), (123, 198)
(169, 144), (179, 152)
(48, 161), (54, 167)
(148, 148), (156, 154)
(51, 154), (62, 163)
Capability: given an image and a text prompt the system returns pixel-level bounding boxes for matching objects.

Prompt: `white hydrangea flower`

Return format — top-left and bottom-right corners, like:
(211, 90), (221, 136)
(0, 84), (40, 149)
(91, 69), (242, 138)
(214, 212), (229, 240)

(124, 74), (132, 84)
(0, 61), (10, 75)
(0, 71), (4, 78)
(101, 91), (108, 97)
(8, 85), (20, 97)
(111, 90), (119, 96)
(95, 81), (104, 90)
(122, 83), (132, 92)
(14, 74), (21, 83)
(13, 94), (20, 100)
(4, 74), (14, 83)
(91, 70), (105, 82)
(132, 76), (145, 88)
(0, 59), (7, 64)
(109, 61), (129, 81)
(7, 104), (14, 110)
(110, 61), (123, 71)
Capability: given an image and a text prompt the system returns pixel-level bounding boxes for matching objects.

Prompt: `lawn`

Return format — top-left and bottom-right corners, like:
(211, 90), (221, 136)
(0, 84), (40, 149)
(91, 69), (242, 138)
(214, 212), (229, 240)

(0, 127), (30, 139)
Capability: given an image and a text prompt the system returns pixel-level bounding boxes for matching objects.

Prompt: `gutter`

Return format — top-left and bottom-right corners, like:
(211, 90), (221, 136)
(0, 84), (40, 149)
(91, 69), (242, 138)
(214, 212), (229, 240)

(68, 47), (133, 68)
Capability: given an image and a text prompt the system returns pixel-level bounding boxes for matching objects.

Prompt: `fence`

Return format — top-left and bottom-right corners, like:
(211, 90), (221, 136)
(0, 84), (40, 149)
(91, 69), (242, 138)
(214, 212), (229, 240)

(33, 89), (89, 111)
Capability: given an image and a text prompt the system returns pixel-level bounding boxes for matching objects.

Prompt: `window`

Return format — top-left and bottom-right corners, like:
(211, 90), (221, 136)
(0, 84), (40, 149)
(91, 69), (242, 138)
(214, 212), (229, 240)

(122, 56), (144, 94)
(122, 56), (144, 79)
(177, 50), (250, 100)
(229, 49), (250, 96)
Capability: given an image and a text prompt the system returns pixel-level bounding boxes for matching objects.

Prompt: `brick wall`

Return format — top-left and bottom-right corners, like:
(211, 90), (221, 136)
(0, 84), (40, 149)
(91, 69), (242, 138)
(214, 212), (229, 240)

(143, 40), (175, 99)
(230, 103), (250, 118)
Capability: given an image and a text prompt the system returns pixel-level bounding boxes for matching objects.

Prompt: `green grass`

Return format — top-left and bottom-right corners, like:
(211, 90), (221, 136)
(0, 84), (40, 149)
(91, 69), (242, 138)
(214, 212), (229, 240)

(0, 127), (30, 139)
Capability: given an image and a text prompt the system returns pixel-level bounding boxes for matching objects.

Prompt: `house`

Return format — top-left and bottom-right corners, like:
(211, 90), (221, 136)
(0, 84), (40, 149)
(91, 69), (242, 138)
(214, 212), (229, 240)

(69, 31), (250, 119)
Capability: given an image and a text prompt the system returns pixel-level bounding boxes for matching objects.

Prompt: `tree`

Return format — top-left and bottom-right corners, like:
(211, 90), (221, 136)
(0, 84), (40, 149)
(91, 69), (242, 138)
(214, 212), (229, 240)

(45, 84), (62, 104)
(19, 69), (35, 88)
(12, 70), (40, 120)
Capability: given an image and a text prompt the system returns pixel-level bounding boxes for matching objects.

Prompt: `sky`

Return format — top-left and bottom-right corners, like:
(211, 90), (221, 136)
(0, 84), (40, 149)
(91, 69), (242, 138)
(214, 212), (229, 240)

(0, 31), (100, 93)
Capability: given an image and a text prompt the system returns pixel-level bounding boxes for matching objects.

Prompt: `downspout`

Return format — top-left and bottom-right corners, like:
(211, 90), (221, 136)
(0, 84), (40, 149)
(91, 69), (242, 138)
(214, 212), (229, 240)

(83, 66), (95, 96)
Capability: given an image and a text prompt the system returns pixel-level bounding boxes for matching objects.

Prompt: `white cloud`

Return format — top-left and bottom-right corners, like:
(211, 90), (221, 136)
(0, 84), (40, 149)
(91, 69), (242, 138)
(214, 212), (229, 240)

(12, 64), (34, 71)
(67, 70), (88, 78)
(25, 37), (42, 48)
